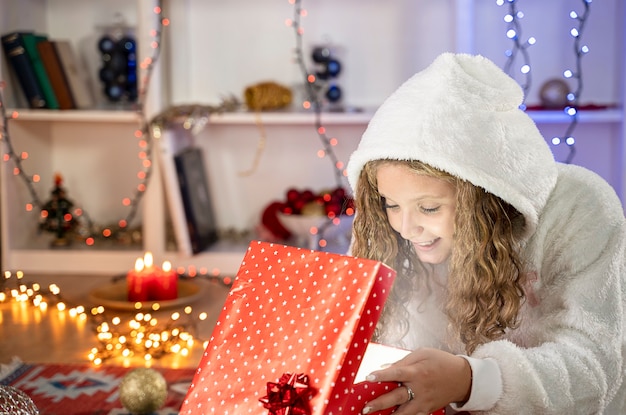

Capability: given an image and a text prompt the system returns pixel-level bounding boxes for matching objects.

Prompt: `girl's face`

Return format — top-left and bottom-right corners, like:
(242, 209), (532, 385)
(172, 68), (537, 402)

(376, 163), (456, 265)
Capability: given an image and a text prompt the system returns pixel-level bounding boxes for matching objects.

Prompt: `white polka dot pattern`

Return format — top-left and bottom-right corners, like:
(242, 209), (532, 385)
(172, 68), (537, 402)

(180, 241), (396, 415)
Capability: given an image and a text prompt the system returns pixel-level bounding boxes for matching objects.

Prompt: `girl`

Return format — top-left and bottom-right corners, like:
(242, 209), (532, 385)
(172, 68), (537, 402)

(347, 53), (626, 414)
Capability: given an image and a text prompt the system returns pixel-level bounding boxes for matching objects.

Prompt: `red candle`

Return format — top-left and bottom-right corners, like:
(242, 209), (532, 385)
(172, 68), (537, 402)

(127, 257), (151, 302)
(153, 260), (178, 301)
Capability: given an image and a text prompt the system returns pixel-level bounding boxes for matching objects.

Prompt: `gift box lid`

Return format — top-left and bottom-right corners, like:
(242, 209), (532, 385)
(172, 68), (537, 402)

(181, 240), (397, 415)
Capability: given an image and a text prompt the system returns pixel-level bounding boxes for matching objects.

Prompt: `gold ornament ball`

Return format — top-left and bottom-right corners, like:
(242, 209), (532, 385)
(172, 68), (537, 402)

(119, 368), (168, 414)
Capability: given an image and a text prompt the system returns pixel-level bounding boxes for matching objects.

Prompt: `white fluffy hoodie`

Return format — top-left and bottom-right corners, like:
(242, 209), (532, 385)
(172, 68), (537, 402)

(347, 53), (626, 414)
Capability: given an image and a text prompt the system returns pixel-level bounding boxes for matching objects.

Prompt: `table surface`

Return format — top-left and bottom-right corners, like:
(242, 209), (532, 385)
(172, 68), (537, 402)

(0, 272), (231, 369)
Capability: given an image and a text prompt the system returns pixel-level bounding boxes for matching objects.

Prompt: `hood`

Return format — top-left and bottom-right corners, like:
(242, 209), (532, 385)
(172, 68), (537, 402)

(347, 53), (558, 238)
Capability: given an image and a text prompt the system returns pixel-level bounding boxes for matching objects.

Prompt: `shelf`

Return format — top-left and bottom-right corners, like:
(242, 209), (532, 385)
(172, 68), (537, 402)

(4, 243), (248, 276)
(5, 107), (374, 125)
(7, 107), (622, 126)
(6, 108), (140, 123)
(208, 108), (376, 125)
(526, 108), (624, 124)
(198, 107), (626, 126)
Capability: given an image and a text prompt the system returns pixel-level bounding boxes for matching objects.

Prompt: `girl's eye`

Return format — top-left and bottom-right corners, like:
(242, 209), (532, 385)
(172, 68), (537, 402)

(421, 206), (440, 214)
(383, 203), (400, 211)
(381, 198), (399, 211)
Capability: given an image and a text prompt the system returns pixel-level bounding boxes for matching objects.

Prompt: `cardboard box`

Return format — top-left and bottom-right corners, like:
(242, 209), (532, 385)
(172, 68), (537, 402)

(181, 241), (442, 415)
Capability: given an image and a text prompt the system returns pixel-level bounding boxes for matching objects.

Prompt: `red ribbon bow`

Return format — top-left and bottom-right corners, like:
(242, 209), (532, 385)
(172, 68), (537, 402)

(259, 372), (316, 415)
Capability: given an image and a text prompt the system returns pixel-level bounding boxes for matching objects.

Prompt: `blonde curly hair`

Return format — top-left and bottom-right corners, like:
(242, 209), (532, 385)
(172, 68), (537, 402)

(351, 159), (528, 354)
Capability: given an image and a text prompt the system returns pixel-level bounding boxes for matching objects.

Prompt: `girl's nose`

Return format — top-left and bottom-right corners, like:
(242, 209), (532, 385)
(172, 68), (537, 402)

(399, 211), (423, 240)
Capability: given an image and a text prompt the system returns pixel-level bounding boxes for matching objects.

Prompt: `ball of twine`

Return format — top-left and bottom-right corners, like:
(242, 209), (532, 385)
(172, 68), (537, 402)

(245, 82), (292, 111)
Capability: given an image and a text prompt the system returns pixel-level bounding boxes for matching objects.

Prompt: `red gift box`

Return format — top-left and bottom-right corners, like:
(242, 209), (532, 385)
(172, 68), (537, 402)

(181, 241), (441, 415)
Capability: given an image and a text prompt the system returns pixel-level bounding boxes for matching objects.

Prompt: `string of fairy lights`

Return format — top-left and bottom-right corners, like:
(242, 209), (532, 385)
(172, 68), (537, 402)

(0, 3), (167, 247)
(497, 0), (536, 106)
(498, 0), (592, 164)
(551, 0), (592, 164)
(286, 0), (354, 248)
(1, 269), (232, 365)
(117, 3), (167, 236)
(287, 0), (346, 190)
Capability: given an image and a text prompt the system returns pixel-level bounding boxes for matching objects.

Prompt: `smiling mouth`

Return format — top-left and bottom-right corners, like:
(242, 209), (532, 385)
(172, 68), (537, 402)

(412, 238), (439, 253)
(415, 238), (438, 247)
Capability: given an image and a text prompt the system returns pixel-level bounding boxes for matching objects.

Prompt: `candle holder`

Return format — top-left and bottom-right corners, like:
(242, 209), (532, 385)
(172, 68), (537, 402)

(89, 279), (202, 311)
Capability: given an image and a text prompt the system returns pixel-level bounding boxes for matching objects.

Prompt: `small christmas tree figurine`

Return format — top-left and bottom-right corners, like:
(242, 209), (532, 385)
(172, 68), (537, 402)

(40, 173), (78, 246)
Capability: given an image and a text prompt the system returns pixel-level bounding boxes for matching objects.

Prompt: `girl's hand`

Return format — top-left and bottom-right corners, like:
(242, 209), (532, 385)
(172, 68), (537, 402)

(362, 347), (472, 415)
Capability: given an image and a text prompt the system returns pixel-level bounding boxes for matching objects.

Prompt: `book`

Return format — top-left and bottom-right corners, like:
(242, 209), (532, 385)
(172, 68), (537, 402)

(174, 146), (218, 254)
(53, 40), (95, 109)
(156, 127), (194, 256)
(36, 40), (75, 109)
(20, 33), (59, 109)
(1, 31), (47, 109)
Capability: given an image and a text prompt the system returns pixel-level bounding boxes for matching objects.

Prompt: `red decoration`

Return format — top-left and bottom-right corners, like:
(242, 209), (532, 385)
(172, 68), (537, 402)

(260, 187), (355, 240)
(261, 201), (292, 240)
(279, 186), (353, 216)
(259, 372), (316, 415)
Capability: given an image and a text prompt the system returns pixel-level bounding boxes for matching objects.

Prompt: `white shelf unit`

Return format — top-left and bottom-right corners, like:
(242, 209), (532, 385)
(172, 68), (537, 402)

(1, 0), (624, 276)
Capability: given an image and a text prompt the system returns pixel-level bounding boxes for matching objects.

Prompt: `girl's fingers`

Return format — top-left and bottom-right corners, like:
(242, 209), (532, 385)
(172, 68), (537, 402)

(362, 385), (413, 414)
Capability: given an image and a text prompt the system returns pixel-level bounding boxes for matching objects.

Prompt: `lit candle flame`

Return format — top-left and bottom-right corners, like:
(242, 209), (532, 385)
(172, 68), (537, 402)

(135, 257), (145, 272)
(143, 252), (154, 268)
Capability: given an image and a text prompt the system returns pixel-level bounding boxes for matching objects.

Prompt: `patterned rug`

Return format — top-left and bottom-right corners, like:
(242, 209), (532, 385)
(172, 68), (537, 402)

(0, 358), (195, 415)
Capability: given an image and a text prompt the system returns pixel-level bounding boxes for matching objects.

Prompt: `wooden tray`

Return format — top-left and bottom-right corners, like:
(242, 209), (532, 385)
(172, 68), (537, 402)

(89, 279), (203, 311)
